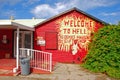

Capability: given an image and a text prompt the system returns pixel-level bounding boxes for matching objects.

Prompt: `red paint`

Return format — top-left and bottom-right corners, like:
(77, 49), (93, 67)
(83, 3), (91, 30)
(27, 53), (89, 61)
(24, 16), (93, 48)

(34, 10), (104, 63)
(0, 59), (15, 70)
(0, 29), (13, 59)
(0, 59), (15, 76)
(45, 32), (58, 49)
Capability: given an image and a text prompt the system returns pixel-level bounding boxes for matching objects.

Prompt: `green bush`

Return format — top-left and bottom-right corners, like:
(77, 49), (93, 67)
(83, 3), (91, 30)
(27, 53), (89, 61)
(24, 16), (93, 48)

(82, 24), (120, 78)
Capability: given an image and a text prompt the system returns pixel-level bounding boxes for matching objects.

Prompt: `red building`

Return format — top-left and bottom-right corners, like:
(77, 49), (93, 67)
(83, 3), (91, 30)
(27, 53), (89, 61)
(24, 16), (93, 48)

(34, 8), (107, 63)
(0, 8), (107, 73)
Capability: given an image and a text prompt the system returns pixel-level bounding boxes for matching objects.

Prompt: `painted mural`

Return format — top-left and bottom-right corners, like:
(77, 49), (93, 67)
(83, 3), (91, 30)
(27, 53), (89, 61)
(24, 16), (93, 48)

(56, 14), (95, 54)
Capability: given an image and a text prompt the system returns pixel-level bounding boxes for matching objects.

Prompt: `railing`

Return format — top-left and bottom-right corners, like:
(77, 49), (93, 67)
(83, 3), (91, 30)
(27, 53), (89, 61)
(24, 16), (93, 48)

(19, 48), (52, 72)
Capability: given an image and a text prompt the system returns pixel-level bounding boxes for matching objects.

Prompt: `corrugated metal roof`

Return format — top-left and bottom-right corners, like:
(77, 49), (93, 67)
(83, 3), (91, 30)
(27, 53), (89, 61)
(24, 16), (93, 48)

(0, 20), (12, 25)
(0, 19), (45, 28)
(13, 19), (45, 28)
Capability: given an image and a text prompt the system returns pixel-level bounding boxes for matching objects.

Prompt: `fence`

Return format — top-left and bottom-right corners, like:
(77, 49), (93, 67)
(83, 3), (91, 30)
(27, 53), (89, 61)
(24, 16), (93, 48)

(19, 48), (52, 72)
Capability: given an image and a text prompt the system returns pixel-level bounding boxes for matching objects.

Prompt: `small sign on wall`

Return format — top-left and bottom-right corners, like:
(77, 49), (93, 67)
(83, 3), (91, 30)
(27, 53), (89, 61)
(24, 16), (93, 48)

(1, 35), (9, 44)
(37, 37), (45, 46)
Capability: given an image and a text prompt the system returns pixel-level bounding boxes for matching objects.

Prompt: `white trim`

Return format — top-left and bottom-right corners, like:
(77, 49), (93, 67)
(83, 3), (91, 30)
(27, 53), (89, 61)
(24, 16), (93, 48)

(13, 30), (33, 73)
(12, 22), (35, 31)
(13, 28), (19, 73)
(16, 28), (19, 69)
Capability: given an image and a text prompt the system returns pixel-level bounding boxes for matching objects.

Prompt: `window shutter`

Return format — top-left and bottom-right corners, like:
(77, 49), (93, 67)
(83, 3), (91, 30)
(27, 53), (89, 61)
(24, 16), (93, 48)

(45, 32), (58, 49)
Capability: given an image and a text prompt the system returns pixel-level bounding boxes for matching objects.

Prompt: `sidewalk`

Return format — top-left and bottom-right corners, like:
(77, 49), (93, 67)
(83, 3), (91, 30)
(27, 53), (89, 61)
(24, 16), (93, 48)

(0, 63), (118, 80)
(19, 63), (115, 80)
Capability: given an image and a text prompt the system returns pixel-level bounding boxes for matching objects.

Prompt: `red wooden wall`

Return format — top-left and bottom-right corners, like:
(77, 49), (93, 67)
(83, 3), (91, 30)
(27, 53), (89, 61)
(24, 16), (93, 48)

(34, 10), (103, 63)
(0, 29), (13, 58)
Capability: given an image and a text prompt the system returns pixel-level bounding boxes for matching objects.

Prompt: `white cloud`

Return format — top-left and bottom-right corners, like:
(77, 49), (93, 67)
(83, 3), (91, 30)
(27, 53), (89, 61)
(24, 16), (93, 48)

(0, 0), (22, 12)
(3, 10), (16, 18)
(101, 12), (120, 16)
(77, 0), (118, 10)
(26, 0), (41, 5)
(0, 0), (21, 6)
(31, 0), (119, 18)
(31, 4), (56, 18)
(31, 3), (67, 18)
(22, 0), (41, 7)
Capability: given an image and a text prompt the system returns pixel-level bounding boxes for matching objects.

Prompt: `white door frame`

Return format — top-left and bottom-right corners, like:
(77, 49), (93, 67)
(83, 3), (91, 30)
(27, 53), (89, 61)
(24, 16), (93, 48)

(14, 31), (33, 58)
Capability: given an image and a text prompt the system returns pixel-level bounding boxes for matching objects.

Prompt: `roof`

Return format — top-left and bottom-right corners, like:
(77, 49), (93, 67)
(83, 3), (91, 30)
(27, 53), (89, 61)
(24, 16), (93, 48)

(0, 19), (45, 31)
(35, 7), (108, 27)
(0, 7), (108, 30)
(0, 20), (12, 25)
(12, 19), (45, 28)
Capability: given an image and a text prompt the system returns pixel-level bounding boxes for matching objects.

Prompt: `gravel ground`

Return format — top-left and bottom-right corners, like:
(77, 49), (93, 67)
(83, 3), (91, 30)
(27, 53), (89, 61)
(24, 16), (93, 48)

(0, 63), (120, 80)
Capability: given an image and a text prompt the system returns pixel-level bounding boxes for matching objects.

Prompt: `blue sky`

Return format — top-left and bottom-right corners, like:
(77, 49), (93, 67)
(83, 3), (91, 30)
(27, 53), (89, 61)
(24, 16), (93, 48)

(0, 0), (120, 24)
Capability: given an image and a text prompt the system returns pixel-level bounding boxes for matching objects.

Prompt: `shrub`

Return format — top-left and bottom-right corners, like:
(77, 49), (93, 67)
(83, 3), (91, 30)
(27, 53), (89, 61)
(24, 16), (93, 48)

(82, 24), (120, 78)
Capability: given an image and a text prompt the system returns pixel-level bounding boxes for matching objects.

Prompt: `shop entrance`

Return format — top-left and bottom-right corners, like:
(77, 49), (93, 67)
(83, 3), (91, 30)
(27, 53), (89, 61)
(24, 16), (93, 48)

(14, 31), (33, 58)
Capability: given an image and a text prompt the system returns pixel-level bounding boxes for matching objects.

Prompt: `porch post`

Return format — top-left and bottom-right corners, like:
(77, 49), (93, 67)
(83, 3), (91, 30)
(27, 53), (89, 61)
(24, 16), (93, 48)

(13, 28), (20, 73)
(16, 28), (19, 69)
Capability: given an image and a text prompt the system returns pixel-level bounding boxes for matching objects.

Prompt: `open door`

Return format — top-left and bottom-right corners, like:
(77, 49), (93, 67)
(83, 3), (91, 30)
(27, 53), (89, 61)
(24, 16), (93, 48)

(14, 31), (33, 58)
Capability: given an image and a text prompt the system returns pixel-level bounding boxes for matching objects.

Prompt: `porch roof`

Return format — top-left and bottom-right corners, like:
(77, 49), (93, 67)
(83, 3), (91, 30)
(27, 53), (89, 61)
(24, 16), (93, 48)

(0, 19), (45, 31)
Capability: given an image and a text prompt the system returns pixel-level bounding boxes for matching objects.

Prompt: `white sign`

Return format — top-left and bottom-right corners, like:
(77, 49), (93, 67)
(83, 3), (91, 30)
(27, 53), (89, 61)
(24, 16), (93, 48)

(37, 39), (45, 46)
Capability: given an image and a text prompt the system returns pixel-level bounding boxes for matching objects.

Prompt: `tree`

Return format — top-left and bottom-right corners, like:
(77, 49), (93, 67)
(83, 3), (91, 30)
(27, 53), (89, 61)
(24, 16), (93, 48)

(118, 21), (120, 26)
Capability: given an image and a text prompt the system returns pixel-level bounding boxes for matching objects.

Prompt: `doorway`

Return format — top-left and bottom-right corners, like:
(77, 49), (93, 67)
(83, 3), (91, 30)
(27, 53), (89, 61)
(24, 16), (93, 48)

(14, 31), (33, 58)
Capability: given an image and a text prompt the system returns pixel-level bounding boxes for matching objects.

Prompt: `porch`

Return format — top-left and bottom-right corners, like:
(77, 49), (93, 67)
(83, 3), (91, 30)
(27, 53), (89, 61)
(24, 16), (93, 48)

(0, 47), (54, 76)
(0, 59), (52, 76)
(0, 20), (35, 73)
(0, 19), (53, 76)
